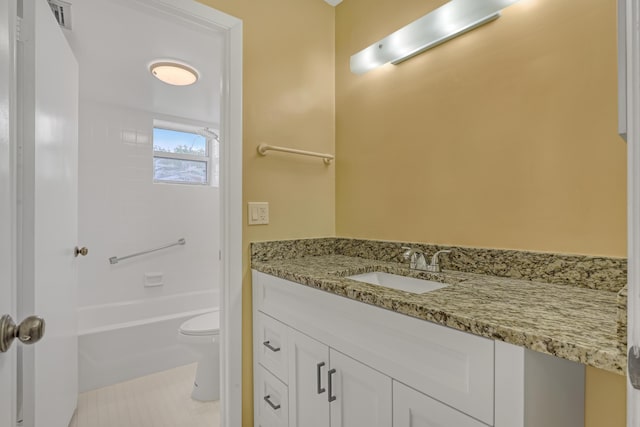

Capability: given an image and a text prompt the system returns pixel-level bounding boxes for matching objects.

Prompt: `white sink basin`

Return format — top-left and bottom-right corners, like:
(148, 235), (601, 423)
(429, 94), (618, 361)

(347, 272), (447, 294)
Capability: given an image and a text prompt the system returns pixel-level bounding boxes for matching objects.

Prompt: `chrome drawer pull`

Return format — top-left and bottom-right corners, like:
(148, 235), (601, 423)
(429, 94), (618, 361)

(264, 395), (281, 410)
(317, 362), (326, 394)
(328, 368), (337, 402)
(263, 340), (281, 352)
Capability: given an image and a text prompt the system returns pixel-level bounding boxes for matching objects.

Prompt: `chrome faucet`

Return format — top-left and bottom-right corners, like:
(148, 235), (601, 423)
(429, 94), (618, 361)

(402, 247), (452, 272)
(402, 247), (428, 270)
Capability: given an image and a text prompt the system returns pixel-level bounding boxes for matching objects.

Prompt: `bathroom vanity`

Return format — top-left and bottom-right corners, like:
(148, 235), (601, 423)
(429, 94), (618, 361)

(251, 238), (626, 427)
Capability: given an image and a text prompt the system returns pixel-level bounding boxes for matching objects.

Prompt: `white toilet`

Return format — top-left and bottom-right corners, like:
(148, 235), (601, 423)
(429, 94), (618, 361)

(178, 311), (220, 401)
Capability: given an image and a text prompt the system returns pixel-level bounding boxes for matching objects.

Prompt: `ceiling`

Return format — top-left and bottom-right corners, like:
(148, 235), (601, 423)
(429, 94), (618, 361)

(323, 0), (343, 5)
(64, 0), (224, 125)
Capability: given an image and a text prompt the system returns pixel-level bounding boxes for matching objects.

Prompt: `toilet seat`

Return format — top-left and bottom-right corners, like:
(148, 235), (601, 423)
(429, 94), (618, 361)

(179, 311), (220, 337)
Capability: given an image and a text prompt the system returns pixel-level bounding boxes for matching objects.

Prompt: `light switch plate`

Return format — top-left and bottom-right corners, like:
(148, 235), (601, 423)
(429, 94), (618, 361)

(248, 202), (269, 225)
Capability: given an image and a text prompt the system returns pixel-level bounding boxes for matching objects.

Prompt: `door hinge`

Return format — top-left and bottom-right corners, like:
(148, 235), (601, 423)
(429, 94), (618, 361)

(629, 346), (640, 389)
(219, 250), (222, 261)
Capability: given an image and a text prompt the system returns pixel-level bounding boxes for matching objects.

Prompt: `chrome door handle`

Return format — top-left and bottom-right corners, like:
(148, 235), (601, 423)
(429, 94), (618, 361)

(74, 246), (89, 257)
(0, 314), (46, 353)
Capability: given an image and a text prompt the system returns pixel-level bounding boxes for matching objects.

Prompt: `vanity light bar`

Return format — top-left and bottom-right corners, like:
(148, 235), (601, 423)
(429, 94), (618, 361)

(350, 0), (521, 75)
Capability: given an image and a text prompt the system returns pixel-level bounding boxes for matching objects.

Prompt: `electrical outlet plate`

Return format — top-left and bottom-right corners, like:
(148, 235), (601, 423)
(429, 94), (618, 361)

(248, 202), (269, 225)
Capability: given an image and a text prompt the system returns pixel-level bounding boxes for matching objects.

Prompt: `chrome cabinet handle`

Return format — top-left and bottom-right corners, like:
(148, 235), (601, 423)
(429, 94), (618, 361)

(263, 395), (281, 410)
(263, 340), (281, 352)
(328, 368), (337, 402)
(317, 362), (326, 394)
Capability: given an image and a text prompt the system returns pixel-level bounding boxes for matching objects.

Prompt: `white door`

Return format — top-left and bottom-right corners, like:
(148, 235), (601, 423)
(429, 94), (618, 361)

(288, 329), (330, 427)
(328, 350), (391, 427)
(17, 0), (79, 426)
(0, 1), (17, 426)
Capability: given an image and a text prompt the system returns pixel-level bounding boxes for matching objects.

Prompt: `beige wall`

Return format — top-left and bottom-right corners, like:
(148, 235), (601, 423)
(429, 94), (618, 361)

(196, 0), (625, 424)
(335, 0), (626, 425)
(197, 0), (336, 424)
(336, 0), (626, 257)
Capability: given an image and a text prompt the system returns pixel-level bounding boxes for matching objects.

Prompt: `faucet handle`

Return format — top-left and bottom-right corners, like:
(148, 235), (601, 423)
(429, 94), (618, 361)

(430, 249), (452, 266)
(402, 246), (423, 259)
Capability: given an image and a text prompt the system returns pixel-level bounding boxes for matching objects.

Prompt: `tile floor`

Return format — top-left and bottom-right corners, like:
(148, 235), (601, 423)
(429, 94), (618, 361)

(69, 363), (219, 427)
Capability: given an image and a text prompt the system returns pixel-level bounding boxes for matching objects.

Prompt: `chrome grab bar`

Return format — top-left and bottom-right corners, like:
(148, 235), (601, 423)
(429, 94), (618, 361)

(109, 238), (186, 265)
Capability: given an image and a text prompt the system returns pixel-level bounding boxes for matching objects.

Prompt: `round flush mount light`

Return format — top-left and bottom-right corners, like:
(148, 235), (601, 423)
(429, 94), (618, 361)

(149, 61), (199, 86)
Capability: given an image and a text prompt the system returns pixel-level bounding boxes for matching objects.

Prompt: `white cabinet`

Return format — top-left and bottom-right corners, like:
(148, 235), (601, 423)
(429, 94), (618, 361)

(286, 327), (392, 427)
(288, 329), (329, 427)
(393, 381), (486, 427)
(253, 270), (585, 427)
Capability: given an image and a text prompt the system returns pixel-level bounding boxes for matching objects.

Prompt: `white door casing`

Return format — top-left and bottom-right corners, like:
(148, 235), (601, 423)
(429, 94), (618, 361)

(123, 1), (243, 425)
(0, 1), (17, 427)
(627, 0), (640, 424)
(18, 0), (79, 425)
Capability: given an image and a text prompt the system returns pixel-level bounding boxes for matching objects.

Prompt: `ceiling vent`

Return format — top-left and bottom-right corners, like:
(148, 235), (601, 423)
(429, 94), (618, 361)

(47, 0), (72, 30)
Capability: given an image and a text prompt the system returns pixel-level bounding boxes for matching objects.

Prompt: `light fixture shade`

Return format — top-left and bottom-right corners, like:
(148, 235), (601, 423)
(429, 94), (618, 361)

(149, 61), (199, 86)
(350, 0), (520, 74)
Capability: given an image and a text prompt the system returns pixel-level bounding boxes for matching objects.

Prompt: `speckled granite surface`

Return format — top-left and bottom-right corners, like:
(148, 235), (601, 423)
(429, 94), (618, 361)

(251, 239), (627, 375)
(252, 238), (627, 292)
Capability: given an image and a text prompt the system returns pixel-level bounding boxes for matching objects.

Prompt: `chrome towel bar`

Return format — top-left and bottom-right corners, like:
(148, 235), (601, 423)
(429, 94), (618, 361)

(109, 238), (186, 265)
(257, 143), (334, 165)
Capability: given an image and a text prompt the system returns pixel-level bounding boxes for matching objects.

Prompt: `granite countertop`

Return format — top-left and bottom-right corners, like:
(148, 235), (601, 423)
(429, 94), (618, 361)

(252, 254), (625, 375)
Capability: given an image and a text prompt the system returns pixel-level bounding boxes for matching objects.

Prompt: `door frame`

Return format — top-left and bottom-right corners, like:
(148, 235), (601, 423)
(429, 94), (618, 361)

(79, 0), (242, 424)
(136, 2), (244, 426)
(628, 0), (640, 423)
(0, 0), (17, 426)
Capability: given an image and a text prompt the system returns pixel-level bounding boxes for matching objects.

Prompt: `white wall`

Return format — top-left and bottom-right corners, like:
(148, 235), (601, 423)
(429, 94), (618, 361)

(78, 99), (220, 307)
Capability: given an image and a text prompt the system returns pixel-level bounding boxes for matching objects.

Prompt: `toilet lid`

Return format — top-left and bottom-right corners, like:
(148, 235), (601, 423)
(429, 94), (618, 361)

(179, 311), (220, 336)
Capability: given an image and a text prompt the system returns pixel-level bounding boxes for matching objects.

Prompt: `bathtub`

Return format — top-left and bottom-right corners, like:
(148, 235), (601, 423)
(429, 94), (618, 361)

(78, 290), (218, 392)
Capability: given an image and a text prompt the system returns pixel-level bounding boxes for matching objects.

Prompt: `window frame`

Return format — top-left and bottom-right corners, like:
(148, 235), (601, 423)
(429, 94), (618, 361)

(152, 120), (216, 186)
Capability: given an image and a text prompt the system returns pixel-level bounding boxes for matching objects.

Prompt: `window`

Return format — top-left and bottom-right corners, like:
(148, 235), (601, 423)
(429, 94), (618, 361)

(152, 121), (219, 186)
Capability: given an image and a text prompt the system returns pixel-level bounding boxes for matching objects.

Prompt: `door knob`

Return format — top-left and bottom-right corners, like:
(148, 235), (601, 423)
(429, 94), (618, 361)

(0, 314), (46, 353)
(74, 246), (89, 257)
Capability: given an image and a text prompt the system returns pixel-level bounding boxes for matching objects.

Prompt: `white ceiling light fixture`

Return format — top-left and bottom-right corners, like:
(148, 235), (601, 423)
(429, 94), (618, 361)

(149, 60), (199, 86)
(350, 0), (521, 75)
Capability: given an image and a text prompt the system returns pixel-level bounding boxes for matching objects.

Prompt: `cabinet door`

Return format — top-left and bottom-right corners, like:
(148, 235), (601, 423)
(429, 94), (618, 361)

(288, 329), (330, 427)
(329, 349), (392, 427)
(393, 381), (487, 427)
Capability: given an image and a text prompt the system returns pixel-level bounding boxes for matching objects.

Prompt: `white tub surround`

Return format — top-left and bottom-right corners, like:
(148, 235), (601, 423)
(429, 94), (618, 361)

(78, 290), (218, 392)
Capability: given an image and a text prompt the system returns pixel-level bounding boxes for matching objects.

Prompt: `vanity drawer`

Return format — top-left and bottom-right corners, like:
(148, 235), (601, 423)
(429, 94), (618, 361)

(256, 312), (289, 383)
(255, 365), (289, 427)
